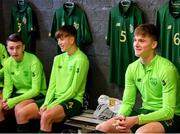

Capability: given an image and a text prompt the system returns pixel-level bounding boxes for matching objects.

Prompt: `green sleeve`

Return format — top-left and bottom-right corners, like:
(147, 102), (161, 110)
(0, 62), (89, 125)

(47, 58), (89, 109)
(0, 44), (9, 78)
(79, 12), (93, 45)
(49, 10), (58, 38)
(118, 64), (137, 115)
(7, 62), (45, 109)
(42, 58), (57, 107)
(3, 60), (13, 101)
(27, 7), (35, 32)
(136, 8), (144, 25)
(138, 67), (177, 124)
(106, 10), (111, 46)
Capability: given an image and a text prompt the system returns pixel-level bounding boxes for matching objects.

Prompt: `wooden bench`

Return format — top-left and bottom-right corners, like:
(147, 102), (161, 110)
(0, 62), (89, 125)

(64, 109), (104, 133)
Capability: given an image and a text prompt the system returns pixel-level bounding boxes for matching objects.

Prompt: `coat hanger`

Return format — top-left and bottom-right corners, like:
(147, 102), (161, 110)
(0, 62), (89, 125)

(170, 0), (180, 17)
(172, 0), (180, 2)
(171, 0), (180, 5)
(17, 0), (25, 5)
(64, 0), (74, 8)
(120, 0), (131, 7)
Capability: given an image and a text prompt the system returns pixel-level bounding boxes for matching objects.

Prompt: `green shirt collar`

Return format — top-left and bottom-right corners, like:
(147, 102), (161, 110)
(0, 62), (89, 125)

(63, 2), (76, 16)
(65, 48), (80, 58)
(13, 51), (27, 66)
(139, 55), (159, 72)
(15, 1), (28, 13)
(169, 0), (180, 18)
(118, 0), (132, 16)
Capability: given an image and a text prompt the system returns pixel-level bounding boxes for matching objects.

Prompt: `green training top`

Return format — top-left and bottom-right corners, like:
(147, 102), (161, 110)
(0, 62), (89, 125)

(10, 1), (36, 53)
(118, 55), (179, 124)
(0, 43), (9, 88)
(3, 52), (47, 109)
(49, 3), (93, 53)
(106, 1), (144, 86)
(156, 0), (180, 73)
(42, 48), (89, 109)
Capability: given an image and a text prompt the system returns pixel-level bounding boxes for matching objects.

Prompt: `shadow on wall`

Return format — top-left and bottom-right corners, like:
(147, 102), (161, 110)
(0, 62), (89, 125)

(26, 1), (40, 54)
(86, 58), (109, 109)
(28, 1), (57, 83)
(0, 1), (5, 43)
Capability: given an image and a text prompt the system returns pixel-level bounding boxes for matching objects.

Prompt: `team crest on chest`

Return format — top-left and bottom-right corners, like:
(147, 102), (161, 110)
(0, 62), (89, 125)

(22, 16), (27, 24)
(149, 77), (157, 86)
(69, 65), (73, 71)
(61, 21), (65, 26)
(73, 22), (79, 30)
(167, 25), (172, 30)
(116, 23), (121, 27)
(129, 24), (134, 33)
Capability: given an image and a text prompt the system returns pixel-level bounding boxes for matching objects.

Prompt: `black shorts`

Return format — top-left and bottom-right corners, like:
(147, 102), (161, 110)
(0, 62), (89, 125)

(11, 93), (45, 108)
(59, 99), (83, 119)
(168, 114), (180, 133)
(130, 108), (173, 133)
(33, 94), (45, 108)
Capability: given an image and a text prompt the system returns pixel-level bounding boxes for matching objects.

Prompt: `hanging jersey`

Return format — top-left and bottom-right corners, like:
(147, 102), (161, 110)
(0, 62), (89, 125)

(156, 0), (180, 73)
(10, 1), (37, 53)
(49, 3), (93, 53)
(107, 2), (144, 86)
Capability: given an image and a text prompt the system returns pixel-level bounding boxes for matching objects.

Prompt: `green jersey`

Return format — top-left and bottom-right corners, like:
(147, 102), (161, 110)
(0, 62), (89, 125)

(107, 2), (144, 86)
(0, 43), (9, 87)
(119, 55), (180, 124)
(3, 52), (47, 109)
(10, 1), (36, 53)
(156, 0), (180, 73)
(49, 3), (93, 53)
(42, 48), (89, 109)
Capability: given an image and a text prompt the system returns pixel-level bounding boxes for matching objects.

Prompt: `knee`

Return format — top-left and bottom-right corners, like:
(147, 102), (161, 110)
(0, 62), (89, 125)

(15, 105), (31, 123)
(0, 110), (5, 121)
(135, 127), (147, 134)
(15, 109), (27, 123)
(96, 122), (112, 133)
(16, 106), (30, 122)
(41, 111), (53, 124)
(96, 124), (104, 131)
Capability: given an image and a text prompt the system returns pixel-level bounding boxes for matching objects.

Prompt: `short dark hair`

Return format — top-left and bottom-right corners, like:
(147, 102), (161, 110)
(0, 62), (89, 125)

(55, 25), (77, 41)
(134, 24), (159, 41)
(6, 33), (24, 45)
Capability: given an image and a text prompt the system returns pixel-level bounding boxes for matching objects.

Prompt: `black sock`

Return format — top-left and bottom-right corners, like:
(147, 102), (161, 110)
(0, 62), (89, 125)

(17, 123), (31, 133)
(88, 129), (105, 133)
(0, 120), (8, 132)
(39, 129), (51, 133)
